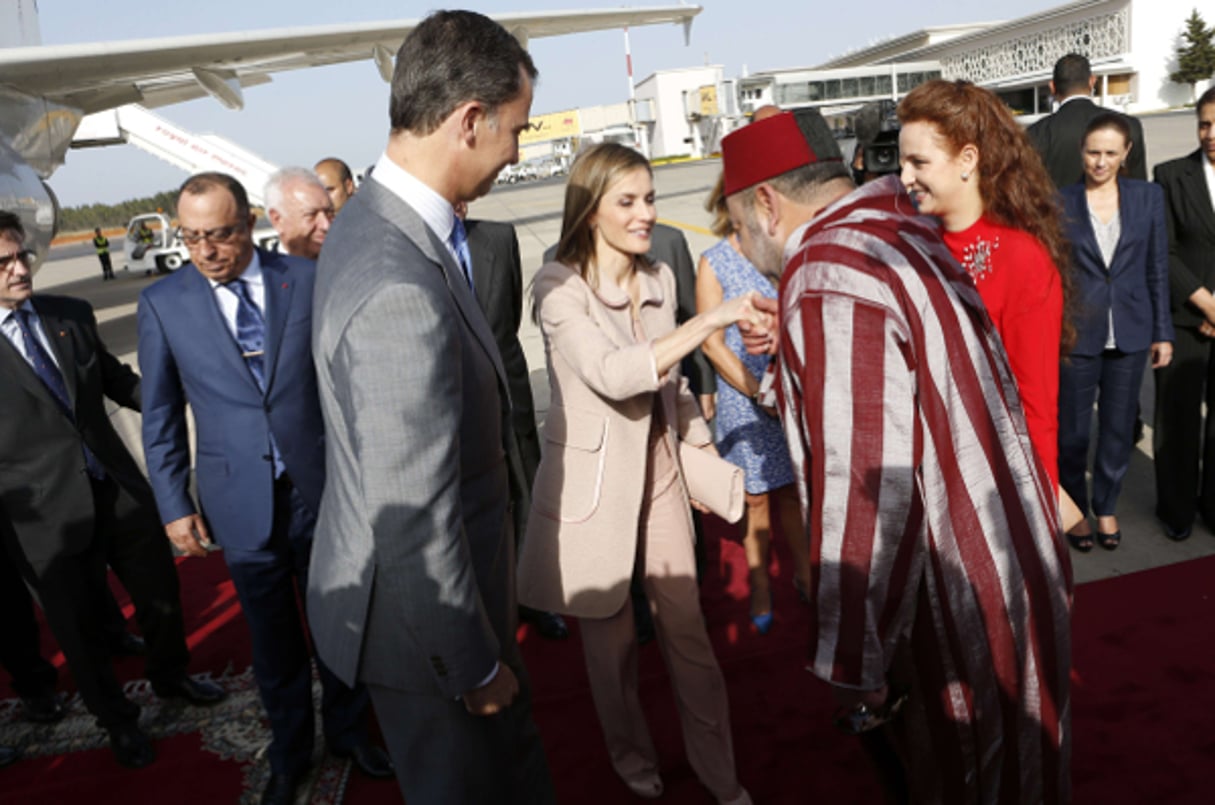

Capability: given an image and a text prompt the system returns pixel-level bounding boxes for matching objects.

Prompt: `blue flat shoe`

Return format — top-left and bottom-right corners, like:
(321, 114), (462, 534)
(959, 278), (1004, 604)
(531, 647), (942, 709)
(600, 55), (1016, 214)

(750, 611), (773, 635)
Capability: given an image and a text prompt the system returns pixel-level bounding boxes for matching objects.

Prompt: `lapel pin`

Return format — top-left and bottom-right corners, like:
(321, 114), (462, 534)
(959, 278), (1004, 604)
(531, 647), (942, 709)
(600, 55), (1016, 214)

(282, 283), (288, 289)
(58, 331), (66, 337)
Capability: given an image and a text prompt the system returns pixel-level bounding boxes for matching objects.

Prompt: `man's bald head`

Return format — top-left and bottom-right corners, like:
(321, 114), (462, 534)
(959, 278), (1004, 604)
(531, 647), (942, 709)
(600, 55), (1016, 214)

(314, 158), (356, 212)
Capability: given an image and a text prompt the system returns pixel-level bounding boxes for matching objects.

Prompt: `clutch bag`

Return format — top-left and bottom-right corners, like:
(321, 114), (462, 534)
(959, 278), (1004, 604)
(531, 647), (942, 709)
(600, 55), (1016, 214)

(678, 442), (745, 524)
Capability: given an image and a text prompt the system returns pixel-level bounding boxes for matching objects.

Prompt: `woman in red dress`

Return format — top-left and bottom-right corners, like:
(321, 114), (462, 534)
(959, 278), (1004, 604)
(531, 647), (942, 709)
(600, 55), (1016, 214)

(897, 81), (1076, 518)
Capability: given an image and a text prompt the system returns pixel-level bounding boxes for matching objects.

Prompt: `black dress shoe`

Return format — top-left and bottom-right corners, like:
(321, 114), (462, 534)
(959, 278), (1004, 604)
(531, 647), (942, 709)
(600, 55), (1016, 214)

(0, 745), (20, 768)
(1165, 522), (1192, 541)
(152, 676), (226, 706)
(20, 691), (65, 723)
(107, 723), (156, 768)
(261, 771), (305, 805)
(108, 633), (147, 657)
(519, 606), (569, 640)
(333, 743), (394, 779)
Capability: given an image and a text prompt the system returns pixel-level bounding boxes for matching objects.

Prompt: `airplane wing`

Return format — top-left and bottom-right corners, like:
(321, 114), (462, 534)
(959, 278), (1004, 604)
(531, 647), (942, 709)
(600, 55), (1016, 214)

(0, 6), (702, 115)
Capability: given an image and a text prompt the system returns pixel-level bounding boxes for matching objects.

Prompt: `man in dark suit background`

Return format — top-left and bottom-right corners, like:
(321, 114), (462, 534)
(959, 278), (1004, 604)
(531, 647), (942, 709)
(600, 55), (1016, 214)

(1151, 88), (1215, 539)
(651, 223), (718, 414)
(138, 174), (388, 805)
(457, 204), (568, 641)
(1028, 53), (1148, 187)
(0, 211), (222, 769)
(307, 11), (554, 804)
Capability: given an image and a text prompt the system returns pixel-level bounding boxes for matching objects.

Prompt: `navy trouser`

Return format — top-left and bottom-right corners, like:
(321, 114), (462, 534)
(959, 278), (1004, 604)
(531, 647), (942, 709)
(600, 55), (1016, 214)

(1058, 348), (1148, 517)
(222, 477), (369, 776)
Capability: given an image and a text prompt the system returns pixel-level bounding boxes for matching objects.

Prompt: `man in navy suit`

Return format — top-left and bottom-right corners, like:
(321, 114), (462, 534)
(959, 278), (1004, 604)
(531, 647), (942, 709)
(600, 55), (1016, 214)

(138, 173), (389, 805)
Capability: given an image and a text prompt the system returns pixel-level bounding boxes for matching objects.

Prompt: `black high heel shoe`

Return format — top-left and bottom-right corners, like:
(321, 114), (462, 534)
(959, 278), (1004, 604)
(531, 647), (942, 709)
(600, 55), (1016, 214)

(1066, 530), (1094, 553)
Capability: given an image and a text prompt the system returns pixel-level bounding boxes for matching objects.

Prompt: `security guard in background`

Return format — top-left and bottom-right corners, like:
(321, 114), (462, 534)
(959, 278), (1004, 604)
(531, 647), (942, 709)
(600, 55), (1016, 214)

(93, 227), (114, 280)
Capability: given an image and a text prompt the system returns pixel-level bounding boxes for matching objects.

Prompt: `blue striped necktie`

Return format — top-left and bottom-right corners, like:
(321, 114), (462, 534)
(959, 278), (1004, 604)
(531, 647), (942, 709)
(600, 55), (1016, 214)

(449, 217), (475, 291)
(224, 279), (285, 477)
(13, 309), (106, 480)
(225, 279), (266, 389)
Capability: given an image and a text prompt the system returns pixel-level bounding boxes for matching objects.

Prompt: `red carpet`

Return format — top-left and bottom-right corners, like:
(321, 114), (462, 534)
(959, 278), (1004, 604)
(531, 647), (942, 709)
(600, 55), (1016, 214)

(3, 521), (1214, 803)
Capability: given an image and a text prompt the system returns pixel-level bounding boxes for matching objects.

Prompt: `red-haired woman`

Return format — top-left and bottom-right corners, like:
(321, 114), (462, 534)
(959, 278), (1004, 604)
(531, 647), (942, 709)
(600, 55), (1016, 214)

(898, 80), (1080, 530)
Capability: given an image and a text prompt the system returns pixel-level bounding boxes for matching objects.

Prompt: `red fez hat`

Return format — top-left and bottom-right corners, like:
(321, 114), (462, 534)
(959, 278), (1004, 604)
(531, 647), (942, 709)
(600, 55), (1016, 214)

(722, 112), (811, 196)
(722, 110), (841, 196)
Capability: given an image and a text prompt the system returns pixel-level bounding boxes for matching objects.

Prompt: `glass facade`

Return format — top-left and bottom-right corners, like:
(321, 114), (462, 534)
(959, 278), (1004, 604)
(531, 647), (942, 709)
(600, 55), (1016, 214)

(773, 68), (939, 107)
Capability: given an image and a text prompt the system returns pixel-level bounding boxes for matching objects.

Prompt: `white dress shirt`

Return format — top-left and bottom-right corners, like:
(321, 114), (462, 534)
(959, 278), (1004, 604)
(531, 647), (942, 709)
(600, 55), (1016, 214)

(207, 251), (267, 338)
(370, 153), (466, 270)
(1204, 156), (1215, 218)
(1090, 208), (1122, 350)
(1, 300), (61, 369)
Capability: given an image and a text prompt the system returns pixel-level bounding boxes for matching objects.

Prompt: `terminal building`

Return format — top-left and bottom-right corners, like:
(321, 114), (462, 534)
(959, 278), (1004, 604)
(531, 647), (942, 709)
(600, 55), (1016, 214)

(519, 0), (1210, 163)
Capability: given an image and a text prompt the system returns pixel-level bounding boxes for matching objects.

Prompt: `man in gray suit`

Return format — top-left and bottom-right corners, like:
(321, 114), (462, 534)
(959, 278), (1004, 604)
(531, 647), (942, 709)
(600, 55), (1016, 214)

(306, 11), (555, 804)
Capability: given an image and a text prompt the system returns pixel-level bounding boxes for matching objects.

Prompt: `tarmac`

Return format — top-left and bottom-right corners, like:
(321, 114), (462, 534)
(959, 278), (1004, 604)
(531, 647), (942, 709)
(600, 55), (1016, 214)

(37, 116), (1215, 586)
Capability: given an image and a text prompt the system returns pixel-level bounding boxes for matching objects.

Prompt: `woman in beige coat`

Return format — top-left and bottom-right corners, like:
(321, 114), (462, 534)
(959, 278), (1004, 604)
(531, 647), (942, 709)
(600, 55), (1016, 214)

(517, 143), (755, 804)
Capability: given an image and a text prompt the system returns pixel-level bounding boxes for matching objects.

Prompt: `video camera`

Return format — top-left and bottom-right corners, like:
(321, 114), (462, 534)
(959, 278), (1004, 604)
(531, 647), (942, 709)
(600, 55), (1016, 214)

(853, 100), (900, 181)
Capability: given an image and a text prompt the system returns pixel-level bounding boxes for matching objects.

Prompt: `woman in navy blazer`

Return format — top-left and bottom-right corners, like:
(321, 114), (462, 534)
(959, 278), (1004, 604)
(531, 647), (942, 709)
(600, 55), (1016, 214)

(1059, 113), (1174, 552)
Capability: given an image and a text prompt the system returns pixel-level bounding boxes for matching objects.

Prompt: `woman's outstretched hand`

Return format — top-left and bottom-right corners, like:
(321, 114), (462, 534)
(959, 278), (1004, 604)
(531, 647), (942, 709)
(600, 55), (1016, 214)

(736, 295), (780, 356)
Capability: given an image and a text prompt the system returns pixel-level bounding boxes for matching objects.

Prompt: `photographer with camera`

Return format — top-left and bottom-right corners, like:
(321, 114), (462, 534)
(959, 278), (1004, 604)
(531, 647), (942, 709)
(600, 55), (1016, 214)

(850, 100), (901, 185)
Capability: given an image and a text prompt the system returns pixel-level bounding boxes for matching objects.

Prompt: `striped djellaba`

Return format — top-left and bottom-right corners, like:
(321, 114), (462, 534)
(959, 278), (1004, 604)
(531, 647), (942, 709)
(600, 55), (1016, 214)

(775, 176), (1073, 804)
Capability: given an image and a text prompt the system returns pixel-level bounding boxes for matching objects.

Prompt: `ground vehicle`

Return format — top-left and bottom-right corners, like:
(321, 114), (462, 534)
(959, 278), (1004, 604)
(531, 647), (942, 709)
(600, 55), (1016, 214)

(124, 212), (189, 274)
(123, 212), (281, 274)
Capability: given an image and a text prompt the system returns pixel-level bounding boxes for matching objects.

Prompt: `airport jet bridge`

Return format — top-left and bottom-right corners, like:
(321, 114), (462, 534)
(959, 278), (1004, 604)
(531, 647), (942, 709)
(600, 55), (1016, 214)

(70, 104), (278, 207)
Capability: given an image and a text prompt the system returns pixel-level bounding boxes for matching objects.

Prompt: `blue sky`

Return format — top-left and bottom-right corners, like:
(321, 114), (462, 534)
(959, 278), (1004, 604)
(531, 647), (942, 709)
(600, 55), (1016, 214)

(37, 0), (1061, 206)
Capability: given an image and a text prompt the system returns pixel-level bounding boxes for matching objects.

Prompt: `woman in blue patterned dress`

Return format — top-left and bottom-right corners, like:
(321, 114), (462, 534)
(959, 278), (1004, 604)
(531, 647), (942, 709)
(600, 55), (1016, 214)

(696, 178), (810, 634)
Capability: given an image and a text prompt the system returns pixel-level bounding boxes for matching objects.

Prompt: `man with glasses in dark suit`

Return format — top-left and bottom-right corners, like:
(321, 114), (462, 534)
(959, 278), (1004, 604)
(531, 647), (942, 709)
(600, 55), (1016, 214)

(0, 212), (223, 769)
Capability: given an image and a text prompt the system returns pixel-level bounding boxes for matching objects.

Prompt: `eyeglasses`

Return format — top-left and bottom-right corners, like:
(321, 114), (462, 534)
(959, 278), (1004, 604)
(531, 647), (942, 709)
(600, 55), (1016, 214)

(0, 249), (36, 272)
(176, 223), (246, 246)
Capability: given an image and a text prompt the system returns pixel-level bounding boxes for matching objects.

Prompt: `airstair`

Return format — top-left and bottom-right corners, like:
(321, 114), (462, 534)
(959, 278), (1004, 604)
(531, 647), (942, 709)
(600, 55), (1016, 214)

(71, 104), (277, 206)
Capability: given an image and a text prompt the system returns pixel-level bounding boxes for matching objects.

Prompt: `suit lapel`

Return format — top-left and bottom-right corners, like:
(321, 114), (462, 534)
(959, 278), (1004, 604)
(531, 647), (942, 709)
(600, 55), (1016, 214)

(424, 227), (511, 395)
(259, 254), (294, 392)
(188, 265), (262, 394)
(364, 181), (509, 394)
(0, 327), (60, 411)
(1184, 151), (1215, 240)
(467, 225), (497, 315)
(1069, 190), (1104, 274)
(1109, 177), (1134, 275)
(30, 301), (81, 409)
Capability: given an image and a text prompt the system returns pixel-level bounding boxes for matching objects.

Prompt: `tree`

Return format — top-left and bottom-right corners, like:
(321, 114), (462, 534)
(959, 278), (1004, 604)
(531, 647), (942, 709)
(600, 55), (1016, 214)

(1171, 9), (1215, 103)
(58, 189), (179, 234)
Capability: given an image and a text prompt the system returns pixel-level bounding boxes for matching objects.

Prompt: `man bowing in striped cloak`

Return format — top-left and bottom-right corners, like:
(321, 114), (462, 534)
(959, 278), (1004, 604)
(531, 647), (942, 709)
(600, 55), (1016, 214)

(721, 110), (1072, 804)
